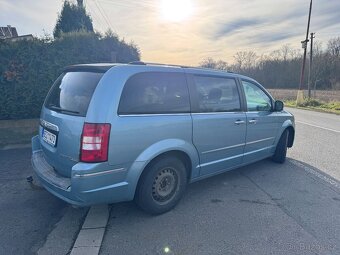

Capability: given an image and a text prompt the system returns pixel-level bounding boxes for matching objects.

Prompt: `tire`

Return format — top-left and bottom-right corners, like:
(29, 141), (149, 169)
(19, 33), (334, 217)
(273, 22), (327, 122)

(135, 156), (187, 215)
(272, 129), (289, 164)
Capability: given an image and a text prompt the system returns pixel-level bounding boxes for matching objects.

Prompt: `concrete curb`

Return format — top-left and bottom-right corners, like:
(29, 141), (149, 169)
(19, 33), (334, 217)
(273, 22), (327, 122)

(70, 205), (110, 255)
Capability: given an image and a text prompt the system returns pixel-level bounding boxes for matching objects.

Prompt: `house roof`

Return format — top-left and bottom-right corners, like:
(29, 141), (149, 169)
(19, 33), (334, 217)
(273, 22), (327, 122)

(0, 26), (18, 39)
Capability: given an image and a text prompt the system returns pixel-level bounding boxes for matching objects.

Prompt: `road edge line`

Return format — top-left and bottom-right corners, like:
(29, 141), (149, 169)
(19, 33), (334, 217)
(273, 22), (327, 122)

(296, 121), (340, 133)
(289, 159), (340, 191)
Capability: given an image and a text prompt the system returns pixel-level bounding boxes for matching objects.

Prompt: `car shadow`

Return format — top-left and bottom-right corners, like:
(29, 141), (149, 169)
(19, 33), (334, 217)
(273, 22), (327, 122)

(102, 158), (340, 255)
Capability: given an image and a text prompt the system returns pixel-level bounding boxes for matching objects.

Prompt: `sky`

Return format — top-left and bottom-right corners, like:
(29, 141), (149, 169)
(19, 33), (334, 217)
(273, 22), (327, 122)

(1, 0), (339, 65)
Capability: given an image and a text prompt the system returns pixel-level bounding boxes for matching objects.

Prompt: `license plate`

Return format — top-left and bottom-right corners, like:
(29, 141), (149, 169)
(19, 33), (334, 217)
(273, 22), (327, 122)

(42, 129), (57, 146)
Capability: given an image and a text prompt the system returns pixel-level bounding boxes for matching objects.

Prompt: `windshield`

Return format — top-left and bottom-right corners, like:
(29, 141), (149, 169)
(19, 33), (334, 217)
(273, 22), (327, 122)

(45, 71), (104, 116)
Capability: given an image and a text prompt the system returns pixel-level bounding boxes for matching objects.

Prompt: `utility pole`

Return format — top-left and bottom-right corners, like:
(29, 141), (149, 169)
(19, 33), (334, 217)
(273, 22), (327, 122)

(308, 32), (315, 99)
(297, 0), (313, 104)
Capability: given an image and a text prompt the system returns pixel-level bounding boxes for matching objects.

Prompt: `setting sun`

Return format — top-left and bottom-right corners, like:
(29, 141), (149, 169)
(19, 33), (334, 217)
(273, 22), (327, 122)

(160, 0), (194, 22)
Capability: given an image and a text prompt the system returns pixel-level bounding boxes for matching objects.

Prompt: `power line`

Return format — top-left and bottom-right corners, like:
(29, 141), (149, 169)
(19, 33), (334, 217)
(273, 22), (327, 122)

(92, 0), (115, 31)
(86, 0), (106, 30)
(93, 0), (112, 29)
(98, 0), (156, 9)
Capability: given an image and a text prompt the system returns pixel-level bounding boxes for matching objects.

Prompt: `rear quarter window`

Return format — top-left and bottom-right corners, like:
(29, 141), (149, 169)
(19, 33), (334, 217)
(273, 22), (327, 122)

(45, 72), (103, 116)
(118, 72), (190, 115)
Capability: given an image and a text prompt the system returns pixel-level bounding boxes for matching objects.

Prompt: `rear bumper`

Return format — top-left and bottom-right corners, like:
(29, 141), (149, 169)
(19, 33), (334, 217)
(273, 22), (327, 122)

(31, 135), (135, 206)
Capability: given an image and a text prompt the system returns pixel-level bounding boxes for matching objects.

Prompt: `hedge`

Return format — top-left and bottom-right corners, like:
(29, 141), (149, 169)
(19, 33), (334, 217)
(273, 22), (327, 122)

(0, 31), (140, 120)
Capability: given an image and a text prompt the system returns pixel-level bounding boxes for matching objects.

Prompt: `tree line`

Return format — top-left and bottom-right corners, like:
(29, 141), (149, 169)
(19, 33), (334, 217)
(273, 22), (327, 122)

(200, 37), (340, 90)
(0, 1), (140, 120)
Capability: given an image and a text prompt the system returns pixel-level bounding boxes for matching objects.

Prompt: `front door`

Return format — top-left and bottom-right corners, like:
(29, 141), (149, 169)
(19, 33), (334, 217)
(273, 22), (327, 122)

(241, 80), (280, 163)
(189, 74), (247, 176)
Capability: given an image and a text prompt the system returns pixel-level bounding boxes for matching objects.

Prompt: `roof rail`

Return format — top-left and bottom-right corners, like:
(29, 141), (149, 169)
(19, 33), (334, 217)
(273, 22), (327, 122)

(128, 61), (233, 73)
(128, 61), (146, 65)
(128, 61), (189, 68)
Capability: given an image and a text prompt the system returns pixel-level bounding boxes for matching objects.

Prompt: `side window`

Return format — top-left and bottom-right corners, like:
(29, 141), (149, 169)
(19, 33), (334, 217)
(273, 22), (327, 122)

(118, 72), (190, 114)
(242, 80), (272, 112)
(193, 75), (241, 112)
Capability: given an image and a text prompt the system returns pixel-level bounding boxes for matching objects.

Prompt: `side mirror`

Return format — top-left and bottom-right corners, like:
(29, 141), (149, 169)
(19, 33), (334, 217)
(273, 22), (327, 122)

(274, 100), (284, 111)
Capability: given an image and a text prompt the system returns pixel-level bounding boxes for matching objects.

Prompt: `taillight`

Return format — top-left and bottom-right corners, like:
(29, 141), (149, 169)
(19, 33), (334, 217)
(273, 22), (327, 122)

(80, 123), (111, 162)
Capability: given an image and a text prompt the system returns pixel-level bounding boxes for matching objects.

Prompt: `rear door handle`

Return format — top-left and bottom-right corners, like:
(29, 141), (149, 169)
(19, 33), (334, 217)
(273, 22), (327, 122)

(249, 119), (257, 124)
(234, 120), (245, 125)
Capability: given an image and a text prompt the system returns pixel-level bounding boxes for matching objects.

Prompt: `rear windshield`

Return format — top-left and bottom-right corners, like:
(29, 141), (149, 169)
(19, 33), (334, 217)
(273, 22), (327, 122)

(45, 71), (103, 116)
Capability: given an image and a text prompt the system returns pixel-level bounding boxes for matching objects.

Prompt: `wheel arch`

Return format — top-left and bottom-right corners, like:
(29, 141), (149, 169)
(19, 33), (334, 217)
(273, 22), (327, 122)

(142, 150), (192, 180)
(133, 150), (193, 200)
(277, 119), (295, 148)
(125, 139), (200, 200)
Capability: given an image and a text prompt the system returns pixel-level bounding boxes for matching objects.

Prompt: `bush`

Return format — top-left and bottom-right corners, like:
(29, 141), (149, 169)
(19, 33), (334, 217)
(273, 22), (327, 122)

(0, 31), (140, 120)
(298, 99), (322, 107)
(285, 98), (340, 114)
(320, 101), (340, 111)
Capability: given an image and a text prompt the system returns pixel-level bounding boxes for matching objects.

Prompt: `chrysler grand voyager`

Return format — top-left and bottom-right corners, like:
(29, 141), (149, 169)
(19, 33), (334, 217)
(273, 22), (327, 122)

(32, 62), (295, 214)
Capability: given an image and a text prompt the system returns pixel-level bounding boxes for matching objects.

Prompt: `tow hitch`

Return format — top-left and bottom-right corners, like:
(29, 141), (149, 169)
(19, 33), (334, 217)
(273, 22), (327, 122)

(26, 175), (43, 190)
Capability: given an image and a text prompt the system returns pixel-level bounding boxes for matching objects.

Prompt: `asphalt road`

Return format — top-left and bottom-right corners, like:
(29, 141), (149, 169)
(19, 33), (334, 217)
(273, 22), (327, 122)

(0, 107), (339, 255)
(0, 148), (66, 255)
(0, 148), (87, 255)
(286, 108), (340, 181)
(100, 108), (340, 255)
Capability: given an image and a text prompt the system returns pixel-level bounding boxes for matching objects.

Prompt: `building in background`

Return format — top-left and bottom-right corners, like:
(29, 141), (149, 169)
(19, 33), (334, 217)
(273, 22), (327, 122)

(0, 25), (33, 41)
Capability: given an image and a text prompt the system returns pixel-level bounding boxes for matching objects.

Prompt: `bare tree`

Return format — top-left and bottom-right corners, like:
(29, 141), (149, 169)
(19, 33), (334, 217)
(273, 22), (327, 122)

(216, 60), (228, 70)
(200, 58), (228, 70)
(233, 51), (246, 69)
(269, 50), (281, 61)
(198, 36), (340, 90)
(313, 41), (323, 57)
(327, 37), (340, 57)
(270, 45), (295, 61)
(234, 51), (257, 70)
(280, 44), (291, 61)
(200, 58), (217, 69)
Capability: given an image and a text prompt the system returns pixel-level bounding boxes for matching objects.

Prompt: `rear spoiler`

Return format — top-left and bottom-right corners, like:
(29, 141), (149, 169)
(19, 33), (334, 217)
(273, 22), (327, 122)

(63, 64), (116, 73)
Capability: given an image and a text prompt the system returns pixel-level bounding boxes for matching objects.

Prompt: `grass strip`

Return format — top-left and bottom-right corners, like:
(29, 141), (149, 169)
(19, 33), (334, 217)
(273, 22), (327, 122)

(285, 99), (340, 115)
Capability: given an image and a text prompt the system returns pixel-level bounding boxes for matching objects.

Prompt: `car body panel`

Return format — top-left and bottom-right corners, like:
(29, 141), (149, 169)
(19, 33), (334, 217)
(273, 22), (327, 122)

(243, 111), (280, 163)
(192, 112), (247, 176)
(32, 63), (295, 206)
(39, 109), (85, 177)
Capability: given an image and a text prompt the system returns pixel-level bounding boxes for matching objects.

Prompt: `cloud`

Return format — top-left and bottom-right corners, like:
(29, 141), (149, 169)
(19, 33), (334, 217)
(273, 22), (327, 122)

(212, 18), (265, 39)
(247, 31), (302, 45)
(1, 0), (339, 65)
(209, 5), (310, 42)
(313, 12), (340, 30)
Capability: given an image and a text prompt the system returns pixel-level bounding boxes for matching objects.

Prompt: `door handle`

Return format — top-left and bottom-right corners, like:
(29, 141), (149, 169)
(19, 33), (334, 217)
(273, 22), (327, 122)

(249, 119), (257, 124)
(234, 120), (245, 125)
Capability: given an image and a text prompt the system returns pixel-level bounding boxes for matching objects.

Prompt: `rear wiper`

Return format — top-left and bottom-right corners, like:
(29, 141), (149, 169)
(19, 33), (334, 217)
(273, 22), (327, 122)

(49, 105), (80, 115)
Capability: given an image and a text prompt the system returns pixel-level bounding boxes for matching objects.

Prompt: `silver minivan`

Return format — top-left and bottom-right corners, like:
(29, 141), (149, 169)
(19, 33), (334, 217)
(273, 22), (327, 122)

(32, 62), (295, 214)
